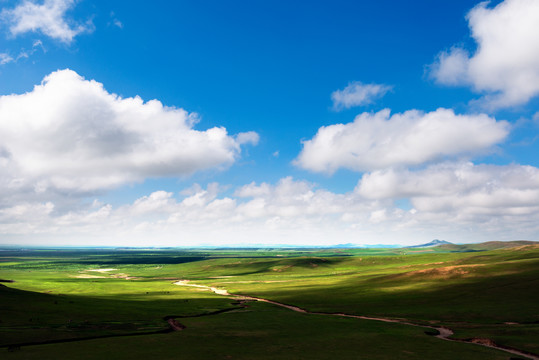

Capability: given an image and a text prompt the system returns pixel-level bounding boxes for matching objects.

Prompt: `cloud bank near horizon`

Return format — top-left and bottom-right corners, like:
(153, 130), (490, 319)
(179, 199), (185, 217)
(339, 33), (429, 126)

(2, 161), (539, 246)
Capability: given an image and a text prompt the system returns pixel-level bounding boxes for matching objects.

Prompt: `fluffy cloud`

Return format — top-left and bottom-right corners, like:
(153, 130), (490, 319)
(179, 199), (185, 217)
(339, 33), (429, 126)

(430, 0), (539, 109)
(0, 69), (256, 198)
(1, 0), (91, 43)
(331, 81), (392, 110)
(3, 168), (538, 246)
(295, 108), (509, 173)
(235, 131), (260, 145)
(0, 178), (385, 245)
(357, 162), (539, 221)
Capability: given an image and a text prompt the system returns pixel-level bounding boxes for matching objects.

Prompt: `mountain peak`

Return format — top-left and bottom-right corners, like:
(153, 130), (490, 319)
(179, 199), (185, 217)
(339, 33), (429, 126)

(406, 239), (453, 248)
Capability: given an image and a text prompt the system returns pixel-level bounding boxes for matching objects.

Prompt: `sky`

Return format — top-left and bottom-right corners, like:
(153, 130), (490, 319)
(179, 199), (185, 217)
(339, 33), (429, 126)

(0, 0), (538, 247)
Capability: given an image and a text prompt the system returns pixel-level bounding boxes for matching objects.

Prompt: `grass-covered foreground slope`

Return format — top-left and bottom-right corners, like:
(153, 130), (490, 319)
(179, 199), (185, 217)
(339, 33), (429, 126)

(1, 243), (538, 359)
(2, 301), (511, 360)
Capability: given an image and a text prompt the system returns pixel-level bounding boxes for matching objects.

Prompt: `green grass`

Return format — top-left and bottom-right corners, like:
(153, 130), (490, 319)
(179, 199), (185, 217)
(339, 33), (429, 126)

(1, 243), (538, 358)
(3, 302), (512, 360)
(0, 282), (235, 346)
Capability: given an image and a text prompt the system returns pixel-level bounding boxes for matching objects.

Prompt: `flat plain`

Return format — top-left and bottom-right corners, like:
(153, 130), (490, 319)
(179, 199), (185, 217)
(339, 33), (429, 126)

(1, 241), (538, 359)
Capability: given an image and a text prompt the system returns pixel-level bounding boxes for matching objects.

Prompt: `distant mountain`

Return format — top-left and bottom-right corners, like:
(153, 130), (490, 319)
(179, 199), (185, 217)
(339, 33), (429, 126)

(332, 243), (361, 248)
(332, 243), (401, 249)
(406, 239), (453, 248)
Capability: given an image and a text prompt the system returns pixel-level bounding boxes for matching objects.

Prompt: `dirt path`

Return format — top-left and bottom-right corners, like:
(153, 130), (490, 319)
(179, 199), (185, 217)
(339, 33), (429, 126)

(173, 280), (230, 295)
(167, 318), (186, 331)
(174, 281), (539, 360)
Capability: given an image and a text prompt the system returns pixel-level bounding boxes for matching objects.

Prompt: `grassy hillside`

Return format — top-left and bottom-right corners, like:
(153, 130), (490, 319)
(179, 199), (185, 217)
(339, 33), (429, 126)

(436, 240), (537, 252)
(177, 245), (539, 354)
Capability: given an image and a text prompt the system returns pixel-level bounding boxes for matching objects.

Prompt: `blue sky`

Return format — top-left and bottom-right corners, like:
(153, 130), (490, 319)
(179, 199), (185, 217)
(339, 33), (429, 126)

(0, 0), (538, 246)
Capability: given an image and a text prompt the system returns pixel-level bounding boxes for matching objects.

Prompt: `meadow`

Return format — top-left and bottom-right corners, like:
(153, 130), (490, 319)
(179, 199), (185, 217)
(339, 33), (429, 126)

(1, 242), (538, 359)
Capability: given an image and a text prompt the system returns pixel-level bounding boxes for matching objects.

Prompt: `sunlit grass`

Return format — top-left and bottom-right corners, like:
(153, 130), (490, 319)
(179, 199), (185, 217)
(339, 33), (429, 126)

(1, 245), (538, 356)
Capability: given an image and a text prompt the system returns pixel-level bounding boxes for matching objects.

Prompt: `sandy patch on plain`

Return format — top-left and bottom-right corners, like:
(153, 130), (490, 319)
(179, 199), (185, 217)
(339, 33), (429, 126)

(400, 262), (445, 269)
(173, 280), (230, 295)
(111, 273), (139, 280)
(219, 280), (293, 284)
(211, 287), (230, 295)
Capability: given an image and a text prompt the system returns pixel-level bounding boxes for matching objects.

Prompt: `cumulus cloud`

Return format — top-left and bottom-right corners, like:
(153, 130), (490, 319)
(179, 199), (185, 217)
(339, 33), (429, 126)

(358, 161), (539, 199)
(2, 171), (539, 246)
(0, 177), (386, 245)
(430, 0), (539, 109)
(233, 177), (364, 219)
(331, 81), (392, 110)
(295, 108), (509, 174)
(430, 47), (469, 86)
(0, 69), (256, 198)
(1, 0), (92, 43)
(235, 131), (260, 145)
(356, 162), (539, 233)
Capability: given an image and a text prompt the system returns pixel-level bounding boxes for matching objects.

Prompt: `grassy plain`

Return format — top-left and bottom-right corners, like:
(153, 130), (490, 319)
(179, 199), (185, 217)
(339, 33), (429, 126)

(1, 243), (538, 359)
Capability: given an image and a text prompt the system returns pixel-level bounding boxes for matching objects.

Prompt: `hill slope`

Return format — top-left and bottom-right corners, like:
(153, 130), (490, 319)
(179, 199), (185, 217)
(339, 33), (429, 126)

(437, 240), (537, 252)
(406, 239), (453, 248)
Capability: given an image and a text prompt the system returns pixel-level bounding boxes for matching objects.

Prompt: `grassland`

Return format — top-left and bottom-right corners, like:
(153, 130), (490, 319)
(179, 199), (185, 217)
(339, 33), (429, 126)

(1, 243), (538, 359)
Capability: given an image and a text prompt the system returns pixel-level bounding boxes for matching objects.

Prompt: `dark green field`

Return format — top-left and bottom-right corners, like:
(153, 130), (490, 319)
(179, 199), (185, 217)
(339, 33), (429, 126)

(1, 242), (538, 359)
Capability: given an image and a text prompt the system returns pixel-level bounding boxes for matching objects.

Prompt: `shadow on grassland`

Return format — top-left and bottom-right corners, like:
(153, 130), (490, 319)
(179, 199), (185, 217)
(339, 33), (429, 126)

(2, 300), (513, 360)
(248, 260), (539, 322)
(233, 260), (539, 355)
(0, 284), (239, 348)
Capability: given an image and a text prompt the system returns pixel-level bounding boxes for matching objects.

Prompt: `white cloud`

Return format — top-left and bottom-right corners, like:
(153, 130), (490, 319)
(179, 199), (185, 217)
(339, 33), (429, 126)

(0, 41), (46, 66)
(295, 108), (509, 174)
(430, 0), (539, 109)
(0, 69), (256, 198)
(0, 178), (381, 245)
(236, 131), (259, 145)
(109, 11), (123, 29)
(0, 53), (14, 65)
(233, 177), (361, 219)
(331, 81), (392, 110)
(430, 47), (469, 86)
(130, 191), (176, 215)
(1, 0), (92, 43)
(369, 209), (387, 224)
(0, 202), (54, 223)
(357, 162), (539, 220)
(2, 171), (539, 246)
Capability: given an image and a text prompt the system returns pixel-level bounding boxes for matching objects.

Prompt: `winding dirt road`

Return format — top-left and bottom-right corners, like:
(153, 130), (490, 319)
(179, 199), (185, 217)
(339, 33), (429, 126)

(174, 280), (539, 360)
